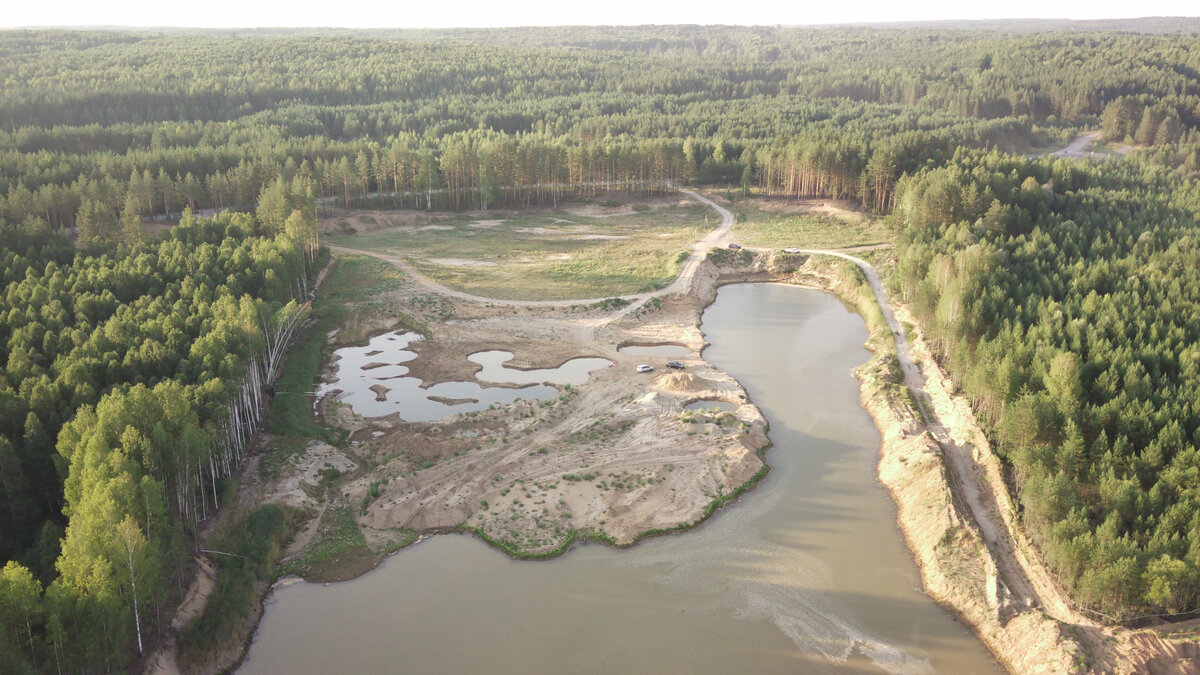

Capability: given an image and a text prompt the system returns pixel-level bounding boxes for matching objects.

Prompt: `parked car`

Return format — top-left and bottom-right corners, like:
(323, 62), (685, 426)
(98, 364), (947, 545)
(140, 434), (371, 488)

(783, 247), (802, 254)
(636, 364), (654, 373)
(666, 360), (685, 370)
(727, 242), (742, 249)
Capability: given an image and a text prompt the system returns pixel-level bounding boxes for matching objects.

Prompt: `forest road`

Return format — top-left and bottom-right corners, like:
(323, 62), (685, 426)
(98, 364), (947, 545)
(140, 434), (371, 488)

(1050, 130), (1102, 158)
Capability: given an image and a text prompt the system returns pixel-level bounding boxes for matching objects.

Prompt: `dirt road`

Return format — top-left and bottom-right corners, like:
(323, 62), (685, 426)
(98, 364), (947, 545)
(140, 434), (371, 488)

(1049, 131), (1101, 158)
(790, 246), (1200, 671)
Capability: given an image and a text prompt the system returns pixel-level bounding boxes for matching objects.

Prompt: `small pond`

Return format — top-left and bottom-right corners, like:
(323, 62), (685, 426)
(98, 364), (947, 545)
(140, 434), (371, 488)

(684, 400), (738, 412)
(468, 350), (612, 386)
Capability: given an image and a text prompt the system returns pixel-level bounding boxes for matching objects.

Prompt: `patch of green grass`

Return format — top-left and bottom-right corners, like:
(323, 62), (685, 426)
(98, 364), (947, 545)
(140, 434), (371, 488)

(277, 501), (370, 581)
(706, 246), (753, 266)
(257, 435), (312, 484)
(327, 205), (709, 300)
(733, 202), (889, 250)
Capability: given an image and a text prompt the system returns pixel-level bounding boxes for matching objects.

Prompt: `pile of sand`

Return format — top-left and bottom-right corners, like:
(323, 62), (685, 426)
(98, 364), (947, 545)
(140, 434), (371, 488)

(656, 372), (717, 393)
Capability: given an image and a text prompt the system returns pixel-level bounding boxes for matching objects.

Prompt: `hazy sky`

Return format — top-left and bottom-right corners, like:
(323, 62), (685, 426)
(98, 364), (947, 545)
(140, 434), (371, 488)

(5, 0), (1200, 29)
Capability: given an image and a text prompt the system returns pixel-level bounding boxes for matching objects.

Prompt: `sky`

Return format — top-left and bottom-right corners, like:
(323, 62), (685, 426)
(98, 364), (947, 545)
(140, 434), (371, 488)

(4, 0), (1199, 29)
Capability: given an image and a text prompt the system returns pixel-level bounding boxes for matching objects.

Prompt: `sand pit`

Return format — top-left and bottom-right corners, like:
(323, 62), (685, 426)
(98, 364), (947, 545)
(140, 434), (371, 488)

(297, 251), (770, 558)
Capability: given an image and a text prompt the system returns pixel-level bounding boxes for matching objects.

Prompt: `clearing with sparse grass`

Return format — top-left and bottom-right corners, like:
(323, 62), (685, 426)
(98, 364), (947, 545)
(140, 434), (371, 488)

(729, 197), (890, 250)
(324, 199), (709, 300)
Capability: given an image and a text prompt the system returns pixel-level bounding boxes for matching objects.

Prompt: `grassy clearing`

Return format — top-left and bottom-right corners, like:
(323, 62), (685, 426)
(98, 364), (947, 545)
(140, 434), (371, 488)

(326, 204), (709, 300)
(278, 499), (372, 578)
(272, 480), (416, 582)
(730, 200), (890, 250)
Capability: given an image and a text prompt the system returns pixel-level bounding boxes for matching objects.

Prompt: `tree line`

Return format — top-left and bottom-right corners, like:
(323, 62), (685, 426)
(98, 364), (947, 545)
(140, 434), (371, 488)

(892, 150), (1200, 619)
(0, 180), (319, 672)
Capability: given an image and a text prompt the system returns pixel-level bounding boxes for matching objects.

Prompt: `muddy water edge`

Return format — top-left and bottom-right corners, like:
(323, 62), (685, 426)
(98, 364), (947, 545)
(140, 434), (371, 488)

(238, 283), (1000, 674)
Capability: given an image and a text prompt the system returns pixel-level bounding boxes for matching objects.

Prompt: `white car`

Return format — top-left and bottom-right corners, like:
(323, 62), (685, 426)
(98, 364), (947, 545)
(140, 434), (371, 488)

(783, 247), (802, 254)
(636, 364), (654, 373)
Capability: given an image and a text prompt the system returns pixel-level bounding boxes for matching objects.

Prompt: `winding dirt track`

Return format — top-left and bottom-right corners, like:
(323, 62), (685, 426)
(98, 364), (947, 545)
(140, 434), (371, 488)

(1050, 131), (1101, 158)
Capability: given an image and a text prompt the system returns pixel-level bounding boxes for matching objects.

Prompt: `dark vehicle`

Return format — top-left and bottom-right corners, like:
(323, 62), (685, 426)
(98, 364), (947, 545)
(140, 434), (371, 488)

(666, 360), (685, 369)
(727, 243), (742, 249)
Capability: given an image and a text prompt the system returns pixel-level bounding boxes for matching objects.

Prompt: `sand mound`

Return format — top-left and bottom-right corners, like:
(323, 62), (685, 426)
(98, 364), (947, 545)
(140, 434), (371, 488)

(657, 372), (717, 393)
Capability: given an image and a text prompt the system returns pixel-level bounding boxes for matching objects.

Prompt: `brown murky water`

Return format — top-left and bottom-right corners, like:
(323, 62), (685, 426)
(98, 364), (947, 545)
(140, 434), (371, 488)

(240, 283), (1000, 674)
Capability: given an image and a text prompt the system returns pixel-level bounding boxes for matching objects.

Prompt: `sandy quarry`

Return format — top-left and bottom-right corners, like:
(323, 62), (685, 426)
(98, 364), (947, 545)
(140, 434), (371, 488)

(155, 192), (1200, 674)
(307, 256), (767, 555)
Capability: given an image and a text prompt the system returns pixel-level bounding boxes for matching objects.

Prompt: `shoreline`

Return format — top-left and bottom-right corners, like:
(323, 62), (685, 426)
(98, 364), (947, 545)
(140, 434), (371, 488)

(797, 260), (1079, 673)
(796, 252), (1198, 673)
(292, 256), (779, 568)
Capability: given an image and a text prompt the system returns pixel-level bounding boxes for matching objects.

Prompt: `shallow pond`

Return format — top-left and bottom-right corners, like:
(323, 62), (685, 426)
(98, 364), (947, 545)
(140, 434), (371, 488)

(244, 284), (999, 674)
(468, 350), (612, 386)
(684, 399), (738, 412)
(318, 331), (565, 422)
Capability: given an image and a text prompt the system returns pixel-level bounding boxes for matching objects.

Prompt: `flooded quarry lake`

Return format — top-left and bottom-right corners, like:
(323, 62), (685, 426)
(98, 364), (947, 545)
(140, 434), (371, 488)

(240, 283), (999, 674)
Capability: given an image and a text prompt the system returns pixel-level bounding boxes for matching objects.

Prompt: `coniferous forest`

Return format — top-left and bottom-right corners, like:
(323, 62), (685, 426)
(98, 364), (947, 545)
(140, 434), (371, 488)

(3, 21), (1200, 671)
